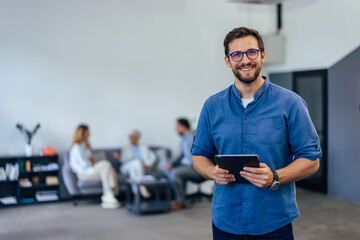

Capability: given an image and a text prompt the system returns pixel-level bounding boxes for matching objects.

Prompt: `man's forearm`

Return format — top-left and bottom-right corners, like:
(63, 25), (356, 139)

(192, 155), (216, 180)
(277, 158), (320, 184)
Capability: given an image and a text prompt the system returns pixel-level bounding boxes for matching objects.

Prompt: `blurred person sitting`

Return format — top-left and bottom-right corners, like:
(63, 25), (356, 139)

(113, 130), (156, 199)
(69, 124), (120, 209)
(121, 130), (157, 171)
(166, 118), (201, 210)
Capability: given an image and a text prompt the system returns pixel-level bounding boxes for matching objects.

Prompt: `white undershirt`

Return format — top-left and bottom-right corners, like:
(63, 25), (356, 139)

(241, 98), (254, 108)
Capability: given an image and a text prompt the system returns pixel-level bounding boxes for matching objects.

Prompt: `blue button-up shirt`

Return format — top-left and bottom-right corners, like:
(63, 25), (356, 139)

(181, 131), (194, 166)
(192, 77), (322, 235)
(131, 145), (143, 162)
(173, 131), (194, 166)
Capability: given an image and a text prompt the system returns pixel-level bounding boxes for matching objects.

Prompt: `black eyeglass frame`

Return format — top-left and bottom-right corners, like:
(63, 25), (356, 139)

(227, 49), (263, 62)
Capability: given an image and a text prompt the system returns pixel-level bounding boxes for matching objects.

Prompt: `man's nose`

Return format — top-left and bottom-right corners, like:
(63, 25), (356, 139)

(238, 54), (251, 65)
(241, 53), (252, 63)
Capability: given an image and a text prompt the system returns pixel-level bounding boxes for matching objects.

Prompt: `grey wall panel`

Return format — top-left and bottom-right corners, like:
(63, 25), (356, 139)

(328, 46), (360, 202)
(269, 72), (293, 91)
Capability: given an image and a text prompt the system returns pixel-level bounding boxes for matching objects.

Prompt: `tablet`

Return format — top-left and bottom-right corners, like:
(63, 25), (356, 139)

(215, 154), (260, 184)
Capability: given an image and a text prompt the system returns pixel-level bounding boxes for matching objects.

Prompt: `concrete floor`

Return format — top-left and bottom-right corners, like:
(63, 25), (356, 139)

(1, 188), (359, 240)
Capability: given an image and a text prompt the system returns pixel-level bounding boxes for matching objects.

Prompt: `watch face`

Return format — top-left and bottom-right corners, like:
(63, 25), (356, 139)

(270, 181), (280, 190)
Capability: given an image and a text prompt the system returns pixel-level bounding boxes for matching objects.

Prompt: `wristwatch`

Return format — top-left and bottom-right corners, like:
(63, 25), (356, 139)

(269, 170), (280, 190)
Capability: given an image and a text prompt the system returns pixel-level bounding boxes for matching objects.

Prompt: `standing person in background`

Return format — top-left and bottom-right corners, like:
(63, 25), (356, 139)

(166, 118), (201, 210)
(69, 124), (120, 209)
(192, 27), (321, 239)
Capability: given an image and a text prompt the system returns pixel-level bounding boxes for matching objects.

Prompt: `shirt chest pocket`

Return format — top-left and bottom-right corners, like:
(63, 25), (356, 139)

(258, 118), (285, 145)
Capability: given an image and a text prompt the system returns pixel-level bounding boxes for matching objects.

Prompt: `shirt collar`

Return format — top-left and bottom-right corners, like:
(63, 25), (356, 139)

(231, 76), (270, 103)
(183, 131), (191, 139)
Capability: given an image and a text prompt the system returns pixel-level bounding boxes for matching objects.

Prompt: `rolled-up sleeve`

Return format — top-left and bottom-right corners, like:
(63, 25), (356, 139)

(192, 101), (217, 159)
(287, 97), (322, 161)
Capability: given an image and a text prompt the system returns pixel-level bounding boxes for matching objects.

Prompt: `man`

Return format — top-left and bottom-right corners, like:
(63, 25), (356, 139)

(115, 130), (156, 198)
(166, 118), (200, 210)
(121, 130), (156, 170)
(192, 27), (321, 239)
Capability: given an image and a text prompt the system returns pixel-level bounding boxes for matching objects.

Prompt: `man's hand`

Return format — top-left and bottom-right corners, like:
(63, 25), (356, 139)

(212, 165), (235, 185)
(166, 162), (173, 171)
(113, 152), (121, 160)
(240, 163), (273, 188)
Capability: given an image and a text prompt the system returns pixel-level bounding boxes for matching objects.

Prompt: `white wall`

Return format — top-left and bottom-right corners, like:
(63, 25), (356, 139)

(1, 0), (359, 156)
(0, 0), (275, 155)
(267, 0), (360, 72)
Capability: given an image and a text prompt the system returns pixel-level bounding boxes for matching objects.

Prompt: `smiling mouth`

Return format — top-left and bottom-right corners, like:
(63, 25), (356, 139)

(238, 66), (254, 72)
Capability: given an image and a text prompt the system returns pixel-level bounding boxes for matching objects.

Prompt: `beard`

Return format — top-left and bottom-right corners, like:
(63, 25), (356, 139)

(232, 63), (261, 85)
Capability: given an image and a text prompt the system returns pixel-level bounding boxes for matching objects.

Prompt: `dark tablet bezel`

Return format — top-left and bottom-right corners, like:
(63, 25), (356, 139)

(215, 154), (260, 184)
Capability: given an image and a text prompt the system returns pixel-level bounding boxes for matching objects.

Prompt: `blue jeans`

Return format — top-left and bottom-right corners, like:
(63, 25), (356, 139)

(212, 222), (294, 240)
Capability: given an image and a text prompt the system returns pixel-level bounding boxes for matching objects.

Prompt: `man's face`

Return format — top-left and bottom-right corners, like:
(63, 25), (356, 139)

(224, 36), (265, 84)
(129, 135), (139, 145)
(176, 122), (185, 136)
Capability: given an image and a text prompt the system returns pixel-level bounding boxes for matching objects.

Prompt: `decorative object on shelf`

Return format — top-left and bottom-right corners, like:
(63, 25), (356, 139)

(0, 196), (18, 205)
(32, 162), (59, 172)
(41, 146), (56, 156)
(19, 178), (32, 187)
(16, 122), (41, 156)
(25, 160), (31, 172)
(31, 176), (40, 185)
(1, 163), (19, 181)
(24, 145), (32, 157)
(45, 176), (59, 186)
(0, 167), (6, 180)
(35, 190), (59, 202)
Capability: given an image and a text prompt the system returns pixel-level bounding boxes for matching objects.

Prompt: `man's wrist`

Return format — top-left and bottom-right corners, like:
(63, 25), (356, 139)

(208, 165), (216, 180)
(269, 170), (280, 190)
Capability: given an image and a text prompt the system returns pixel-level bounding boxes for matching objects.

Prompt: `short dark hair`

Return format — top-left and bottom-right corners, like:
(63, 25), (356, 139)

(223, 27), (265, 56)
(177, 118), (190, 130)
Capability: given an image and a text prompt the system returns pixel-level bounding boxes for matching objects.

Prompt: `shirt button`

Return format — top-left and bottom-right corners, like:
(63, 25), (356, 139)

(244, 133), (248, 136)
(244, 116), (248, 120)
(244, 150), (248, 153)
(244, 202), (248, 206)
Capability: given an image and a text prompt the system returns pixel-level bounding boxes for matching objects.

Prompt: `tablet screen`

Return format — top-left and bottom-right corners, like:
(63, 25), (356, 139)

(215, 154), (260, 184)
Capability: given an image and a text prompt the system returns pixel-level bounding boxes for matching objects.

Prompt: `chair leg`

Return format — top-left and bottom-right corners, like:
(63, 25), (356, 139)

(186, 184), (213, 208)
(73, 197), (78, 206)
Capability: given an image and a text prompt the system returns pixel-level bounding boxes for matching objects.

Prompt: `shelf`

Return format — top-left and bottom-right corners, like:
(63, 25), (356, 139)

(19, 198), (36, 204)
(0, 196), (18, 205)
(14, 155), (58, 160)
(35, 199), (59, 203)
(19, 197), (59, 204)
(0, 155), (60, 207)
(20, 184), (59, 189)
(0, 180), (18, 184)
(20, 170), (58, 175)
(0, 202), (18, 206)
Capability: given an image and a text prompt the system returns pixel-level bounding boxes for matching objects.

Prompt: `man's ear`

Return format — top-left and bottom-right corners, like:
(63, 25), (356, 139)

(224, 56), (232, 68)
(261, 50), (266, 63)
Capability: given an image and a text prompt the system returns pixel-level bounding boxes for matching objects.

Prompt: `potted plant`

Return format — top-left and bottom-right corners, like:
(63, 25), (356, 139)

(16, 123), (41, 156)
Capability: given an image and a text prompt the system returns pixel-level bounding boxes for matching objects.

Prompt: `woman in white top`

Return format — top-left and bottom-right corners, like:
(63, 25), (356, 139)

(69, 124), (119, 209)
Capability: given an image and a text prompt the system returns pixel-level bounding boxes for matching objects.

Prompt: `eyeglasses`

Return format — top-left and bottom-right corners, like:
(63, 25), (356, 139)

(227, 49), (262, 62)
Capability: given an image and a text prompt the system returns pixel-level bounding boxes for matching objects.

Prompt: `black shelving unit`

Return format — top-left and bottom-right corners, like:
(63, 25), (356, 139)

(0, 155), (60, 206)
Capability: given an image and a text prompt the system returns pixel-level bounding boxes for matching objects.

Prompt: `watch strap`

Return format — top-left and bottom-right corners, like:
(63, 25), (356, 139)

(272, 170), (279, 182)
(269, 170), (280, 190)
